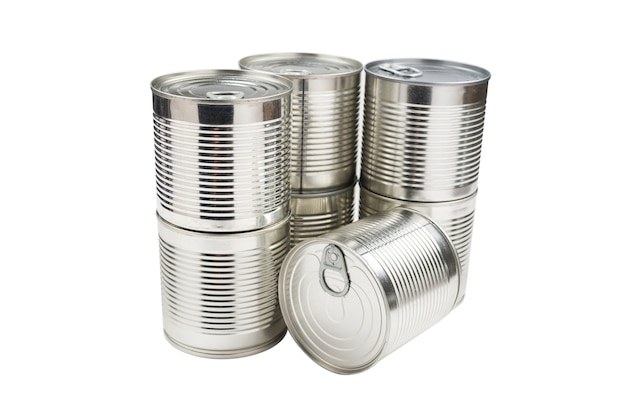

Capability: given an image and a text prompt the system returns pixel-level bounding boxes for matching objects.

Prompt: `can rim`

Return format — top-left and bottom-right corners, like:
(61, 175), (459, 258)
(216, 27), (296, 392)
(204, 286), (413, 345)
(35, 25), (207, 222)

(150, 69), (293, 103)
(392, 207), (463, 307)
(365, 58), (491, 85)
(156, 211), (291, 236)
(359, 184), (479, 207)
(291, 178), (358, 199)
(239, 52), (363, 79)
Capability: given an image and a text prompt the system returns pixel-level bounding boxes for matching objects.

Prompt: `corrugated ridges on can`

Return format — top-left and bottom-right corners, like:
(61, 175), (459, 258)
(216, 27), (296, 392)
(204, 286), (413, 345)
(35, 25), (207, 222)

(290, 85), (360, 192)
(290, 181), (356, 246)
(359, 187), (477, 306)
(158, 214), (290, 358)
(360, 58), (490, 202)
(151, 69), (293, 232)
(239, 53), (362, 193)
(154, 116), (291, 229)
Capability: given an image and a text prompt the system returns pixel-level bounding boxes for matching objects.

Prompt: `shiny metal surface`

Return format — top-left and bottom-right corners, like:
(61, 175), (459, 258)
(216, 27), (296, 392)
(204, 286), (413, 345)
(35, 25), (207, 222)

(151, 70), (293, 232)
(359, 186), (477, 306)
(361, 58), (490, 202)
(239, 53), (362, 193)
(279, 207), (460, 374)
(158, 214), (290, 358)
(290, 181), (356, 246)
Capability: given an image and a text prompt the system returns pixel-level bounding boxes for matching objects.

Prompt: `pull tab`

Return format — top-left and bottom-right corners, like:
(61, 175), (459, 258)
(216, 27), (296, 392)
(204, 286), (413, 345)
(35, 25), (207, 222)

(379, 63), (423, 78)
(205, 91), (245, 100)
(319, 244), (350, 297)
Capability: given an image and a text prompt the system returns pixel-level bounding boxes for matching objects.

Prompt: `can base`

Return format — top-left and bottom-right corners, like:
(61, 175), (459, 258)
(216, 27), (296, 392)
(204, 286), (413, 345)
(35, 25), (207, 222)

(163, 328), (287, 359)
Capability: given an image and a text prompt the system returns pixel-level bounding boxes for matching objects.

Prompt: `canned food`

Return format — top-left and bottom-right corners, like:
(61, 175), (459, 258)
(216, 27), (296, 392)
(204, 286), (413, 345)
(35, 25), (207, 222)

(279, 207), (460, 374)
(290, 180), (356, 246)
(361, 58), (490, 202)
(239, 53), (362, 193)
(158, 214), (290, 358)
(359, 186), (477, 306)
(151, 69), (292, 232)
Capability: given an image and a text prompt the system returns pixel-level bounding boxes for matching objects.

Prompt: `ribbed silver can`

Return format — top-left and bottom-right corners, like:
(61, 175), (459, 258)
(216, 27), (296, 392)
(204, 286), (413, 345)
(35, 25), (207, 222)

(239, 53), (362, 193)
(158, 214), (290, 358)
(151, 70), (293, 232)
(279, 207), (460, 374)
(290, 180), (356, 247)
(359, 186), (476, 306)
(361, 58), (490, 202)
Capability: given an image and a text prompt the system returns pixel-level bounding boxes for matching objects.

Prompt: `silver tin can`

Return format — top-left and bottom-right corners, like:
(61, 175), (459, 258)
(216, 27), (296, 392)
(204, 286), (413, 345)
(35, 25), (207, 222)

(290, 180), (356, 247)
(359, 186), (477, 306)
(151, 70), (292, 232)
(239, 53), (362, 193)
(279, 207), (460, 374)
(361, 58), (490, 202)
(158, 214), (290, 358)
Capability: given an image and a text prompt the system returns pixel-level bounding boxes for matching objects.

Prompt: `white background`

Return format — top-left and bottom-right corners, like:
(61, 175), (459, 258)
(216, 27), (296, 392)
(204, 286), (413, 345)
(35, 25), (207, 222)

(2, 1), (624, 416)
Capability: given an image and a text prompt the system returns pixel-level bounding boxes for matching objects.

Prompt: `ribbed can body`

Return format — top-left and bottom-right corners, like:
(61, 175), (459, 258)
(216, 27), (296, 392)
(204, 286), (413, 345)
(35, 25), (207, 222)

(158, 214), (290, 358)
(279, 207), (460, 374)
(239, 53), (362, 193)
(152, 70), (293, 232)
(290, 181), (356, 247)
(359, 186), (476, 306)
(360, 59), (490, 202)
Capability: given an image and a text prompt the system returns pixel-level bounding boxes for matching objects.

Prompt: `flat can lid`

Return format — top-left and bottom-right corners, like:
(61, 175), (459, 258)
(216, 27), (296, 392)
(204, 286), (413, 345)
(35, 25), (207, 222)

(366, 58), (490, 85)
(150, 69), (292, 102)
(239, 53), (362, 78)
(278, 238), (390, 374)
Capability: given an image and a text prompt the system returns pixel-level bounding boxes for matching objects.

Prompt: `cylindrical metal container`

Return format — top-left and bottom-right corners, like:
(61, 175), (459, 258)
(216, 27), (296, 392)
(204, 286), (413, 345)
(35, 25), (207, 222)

(359, 186), (477, 306)
(158, 214), (290, 358)
(239, 53), (362, 193)
(279, 207), (460, 374)
(290, 180), (356, 247)
(361, 58), (490, 202)
(151, 70), (292, 232)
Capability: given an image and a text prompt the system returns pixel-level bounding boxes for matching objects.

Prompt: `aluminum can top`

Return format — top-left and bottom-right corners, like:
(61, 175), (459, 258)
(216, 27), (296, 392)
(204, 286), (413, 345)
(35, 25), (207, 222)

(151, 69), (293, 102)
(239, 52), (362, 79)
(365, 58), (490, 85)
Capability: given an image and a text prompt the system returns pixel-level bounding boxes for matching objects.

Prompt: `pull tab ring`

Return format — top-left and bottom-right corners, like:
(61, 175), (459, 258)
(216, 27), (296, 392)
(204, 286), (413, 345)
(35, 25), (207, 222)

(379, 63), (423, 78)
(319, 245), (350, 297)
(205, 90), (245, 100)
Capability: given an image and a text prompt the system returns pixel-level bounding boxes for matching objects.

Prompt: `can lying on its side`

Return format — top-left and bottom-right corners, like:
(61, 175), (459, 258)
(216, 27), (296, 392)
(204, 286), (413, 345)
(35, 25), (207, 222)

(239, 53), (362, 193)
(359, 186), (477, 306)
(151, 69), (292, 232)
(279, 207), (460, 374)
(290, 180), (356, 247)
(158, 214), (290, 358)
(361, 58), (490, 202)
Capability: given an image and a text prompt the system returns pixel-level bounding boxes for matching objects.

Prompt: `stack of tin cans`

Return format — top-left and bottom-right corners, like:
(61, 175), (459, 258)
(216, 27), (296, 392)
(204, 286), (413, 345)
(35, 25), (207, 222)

(150, 56), (490, 373)
(278, 58), (490, 373)
(239, 53), (362, 246)
(151, 70), (294, 358)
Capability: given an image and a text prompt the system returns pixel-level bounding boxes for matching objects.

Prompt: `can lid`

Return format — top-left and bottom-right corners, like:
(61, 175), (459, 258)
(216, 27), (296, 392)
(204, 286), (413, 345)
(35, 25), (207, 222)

(239, 53), (362, 78)
(150, 69), (293, 102)
(366, 58), (490, 85)
(279, 239), (390, 374)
